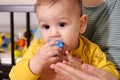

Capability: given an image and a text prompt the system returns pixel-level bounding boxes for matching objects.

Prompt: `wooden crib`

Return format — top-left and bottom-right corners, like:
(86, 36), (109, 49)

(0, 5), (35, 79)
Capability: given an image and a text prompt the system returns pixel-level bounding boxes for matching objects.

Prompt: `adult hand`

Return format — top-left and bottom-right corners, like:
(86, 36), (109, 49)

(50, 63), (118, 80)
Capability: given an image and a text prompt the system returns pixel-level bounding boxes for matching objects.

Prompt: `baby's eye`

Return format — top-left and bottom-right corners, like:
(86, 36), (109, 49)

(59, 22), (66, 27)
(43, 25), (50, 29)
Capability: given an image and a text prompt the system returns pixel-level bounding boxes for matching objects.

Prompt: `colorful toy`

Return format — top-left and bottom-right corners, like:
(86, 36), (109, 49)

(0, 33), (11, 49)
(8, 41), (18, 49)
(0, 28), (35, 58)
(53, 40), (64, 48)
(0, 35), (2, 46)
(17, 39), (26, 48)
(23, 30), (34, 41)
(14, 50), (22, 58)
(53, 40), (64, 57)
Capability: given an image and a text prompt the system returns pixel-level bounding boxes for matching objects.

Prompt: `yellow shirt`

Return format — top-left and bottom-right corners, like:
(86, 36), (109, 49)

(9, 36), (119, 80)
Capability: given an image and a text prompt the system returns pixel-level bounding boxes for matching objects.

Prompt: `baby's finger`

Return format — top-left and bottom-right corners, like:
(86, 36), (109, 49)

(46, 49), (60, 57)
(65, 51), (73, 62)
(49, 56), (60, 63)
(65, 51), (82, 63)
(45, 40), (57, 47)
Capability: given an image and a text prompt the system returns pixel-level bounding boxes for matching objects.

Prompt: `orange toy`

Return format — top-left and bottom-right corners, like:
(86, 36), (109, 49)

(17, 39), (26, 47)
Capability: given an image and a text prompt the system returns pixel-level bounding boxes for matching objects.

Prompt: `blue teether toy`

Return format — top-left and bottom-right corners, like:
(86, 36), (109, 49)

(52, 40), (64, 57)
(53, 40), (64, 48)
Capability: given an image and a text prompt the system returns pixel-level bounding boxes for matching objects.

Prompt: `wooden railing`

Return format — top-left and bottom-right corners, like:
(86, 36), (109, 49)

(0, 5), (35, 79)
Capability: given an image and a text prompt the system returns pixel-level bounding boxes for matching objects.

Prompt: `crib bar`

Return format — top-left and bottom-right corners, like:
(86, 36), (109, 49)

(10, 12), (15, 65)
(0, 5), (34, 79)
(0, 5), (35, 12)
(26, 12), (30, 47)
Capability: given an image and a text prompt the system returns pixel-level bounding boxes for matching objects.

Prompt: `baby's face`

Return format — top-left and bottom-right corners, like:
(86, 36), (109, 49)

(36, 0), (82, 51)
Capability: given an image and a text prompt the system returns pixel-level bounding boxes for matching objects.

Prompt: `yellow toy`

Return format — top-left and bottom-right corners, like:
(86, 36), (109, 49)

(0, 35), (2, 46)
(14, 50), (22, 58)
(8, 41), (18, 49)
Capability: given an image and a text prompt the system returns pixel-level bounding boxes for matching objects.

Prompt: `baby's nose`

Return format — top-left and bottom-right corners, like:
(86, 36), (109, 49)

(50, 28), (60, 38)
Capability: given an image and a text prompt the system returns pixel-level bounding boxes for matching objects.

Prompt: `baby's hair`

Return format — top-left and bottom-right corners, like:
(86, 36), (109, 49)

(35, 0), (82, 16)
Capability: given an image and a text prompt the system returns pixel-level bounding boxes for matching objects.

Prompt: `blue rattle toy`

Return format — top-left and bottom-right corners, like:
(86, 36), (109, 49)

(53, 40), (64, 48)
(53, 40), (64, 57)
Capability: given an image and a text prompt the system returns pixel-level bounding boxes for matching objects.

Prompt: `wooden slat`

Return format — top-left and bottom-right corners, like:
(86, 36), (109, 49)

(0, 5), (33, 79)
(0, 5), (35, 12)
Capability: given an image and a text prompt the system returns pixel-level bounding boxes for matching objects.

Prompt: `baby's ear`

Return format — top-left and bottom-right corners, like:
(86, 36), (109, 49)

(79, 14), (88, 34)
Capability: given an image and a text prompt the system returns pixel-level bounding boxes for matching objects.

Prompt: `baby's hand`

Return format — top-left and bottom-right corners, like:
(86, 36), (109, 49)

(63, 51), (82, 70)
(29, 40), (62, 75)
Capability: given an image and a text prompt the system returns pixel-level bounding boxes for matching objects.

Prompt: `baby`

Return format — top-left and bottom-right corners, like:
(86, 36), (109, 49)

(9, 0), (119, 80)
